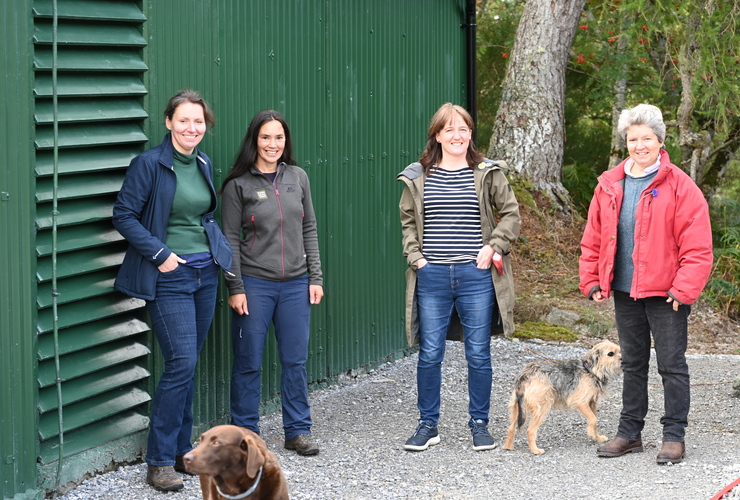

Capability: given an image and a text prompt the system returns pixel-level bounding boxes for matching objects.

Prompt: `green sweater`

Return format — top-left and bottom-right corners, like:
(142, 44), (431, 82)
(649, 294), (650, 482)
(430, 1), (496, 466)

(165, 149), (210, 254)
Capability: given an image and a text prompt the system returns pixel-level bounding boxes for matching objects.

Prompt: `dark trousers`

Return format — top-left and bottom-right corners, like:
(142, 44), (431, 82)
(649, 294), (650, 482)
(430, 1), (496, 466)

(230, 274), (312, 441)
(145, 263), (219, 465)
(613, 290), (691, 442)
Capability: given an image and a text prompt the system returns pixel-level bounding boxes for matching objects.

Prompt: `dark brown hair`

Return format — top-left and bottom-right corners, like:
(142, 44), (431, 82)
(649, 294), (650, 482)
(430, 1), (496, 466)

(163, 89), (216, 129)
(219, 110), (296, 194)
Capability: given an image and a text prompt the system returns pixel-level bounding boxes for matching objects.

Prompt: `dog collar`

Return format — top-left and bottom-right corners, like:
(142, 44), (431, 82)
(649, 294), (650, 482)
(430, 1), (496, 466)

(215, 466), (263, 500)
(583, 361), (605, 387)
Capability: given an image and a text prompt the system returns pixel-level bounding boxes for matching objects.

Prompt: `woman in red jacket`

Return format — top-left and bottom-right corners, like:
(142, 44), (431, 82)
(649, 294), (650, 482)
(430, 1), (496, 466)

(579, 104), (713, 465)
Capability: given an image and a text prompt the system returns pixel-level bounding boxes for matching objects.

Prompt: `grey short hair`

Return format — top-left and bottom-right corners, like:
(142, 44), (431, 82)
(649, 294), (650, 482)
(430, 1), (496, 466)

(617, 104), (666, 142)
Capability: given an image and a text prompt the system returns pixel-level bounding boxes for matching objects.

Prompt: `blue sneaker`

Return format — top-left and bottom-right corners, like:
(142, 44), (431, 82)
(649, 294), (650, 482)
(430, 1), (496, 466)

(469, 418), (496, 451)
(404, 420), (440, 451)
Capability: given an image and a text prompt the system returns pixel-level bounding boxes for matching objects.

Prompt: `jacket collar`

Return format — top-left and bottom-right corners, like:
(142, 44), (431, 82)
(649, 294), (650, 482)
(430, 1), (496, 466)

(157, 133), (206, 171)
(249, 161), (287, 177)
(599, 149), (673, 188)
(397, 159), (503, 182)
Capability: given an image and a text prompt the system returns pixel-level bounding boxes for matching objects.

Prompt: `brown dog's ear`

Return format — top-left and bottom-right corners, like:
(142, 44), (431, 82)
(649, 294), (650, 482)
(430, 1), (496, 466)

(584, 347), (600, 369)
(240, 434), (266, 479)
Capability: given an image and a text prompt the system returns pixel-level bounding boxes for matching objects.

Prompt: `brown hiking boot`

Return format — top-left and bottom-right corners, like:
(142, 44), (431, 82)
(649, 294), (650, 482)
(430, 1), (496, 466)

(596, 436), (644, 457)
(285, 433), (320, 456)
(656, 441), (686, 464)
(174, 455), (195, 476)
(146, 465), (184, 491)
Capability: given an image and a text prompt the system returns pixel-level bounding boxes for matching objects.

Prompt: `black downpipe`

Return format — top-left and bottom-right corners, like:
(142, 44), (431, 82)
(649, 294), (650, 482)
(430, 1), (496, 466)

(463, 0), (478, 144)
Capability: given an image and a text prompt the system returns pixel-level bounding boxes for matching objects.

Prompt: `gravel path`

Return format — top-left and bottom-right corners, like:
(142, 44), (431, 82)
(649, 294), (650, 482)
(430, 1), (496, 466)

(56, 338), (740, 500)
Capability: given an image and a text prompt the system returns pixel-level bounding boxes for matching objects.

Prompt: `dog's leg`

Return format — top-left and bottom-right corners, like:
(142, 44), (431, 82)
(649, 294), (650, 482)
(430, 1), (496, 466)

(503, 392), (521, 451)
(575, 402), (608, 443)
(525, 401), (550, 455)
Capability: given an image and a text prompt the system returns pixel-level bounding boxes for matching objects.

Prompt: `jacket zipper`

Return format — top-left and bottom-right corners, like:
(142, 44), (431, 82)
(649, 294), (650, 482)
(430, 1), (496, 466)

(276, 187), (285, 280)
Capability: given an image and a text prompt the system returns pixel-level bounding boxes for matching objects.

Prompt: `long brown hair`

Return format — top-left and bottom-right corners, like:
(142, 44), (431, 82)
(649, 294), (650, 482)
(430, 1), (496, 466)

(418, 103), (484, 174)
(218, 110), (296, 195)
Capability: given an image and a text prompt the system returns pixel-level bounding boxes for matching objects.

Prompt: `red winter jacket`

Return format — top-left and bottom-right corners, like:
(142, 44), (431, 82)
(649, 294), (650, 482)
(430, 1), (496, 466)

(579, 150), (713, 305)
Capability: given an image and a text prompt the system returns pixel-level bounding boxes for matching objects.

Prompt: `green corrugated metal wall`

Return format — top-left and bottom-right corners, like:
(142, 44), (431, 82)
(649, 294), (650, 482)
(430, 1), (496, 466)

(2, 1), (468, 497)
(2, 1), (38, 498)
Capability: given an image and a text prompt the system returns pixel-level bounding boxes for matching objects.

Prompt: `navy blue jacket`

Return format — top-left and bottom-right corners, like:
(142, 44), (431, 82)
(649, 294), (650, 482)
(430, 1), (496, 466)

(112, 134), (232, 300)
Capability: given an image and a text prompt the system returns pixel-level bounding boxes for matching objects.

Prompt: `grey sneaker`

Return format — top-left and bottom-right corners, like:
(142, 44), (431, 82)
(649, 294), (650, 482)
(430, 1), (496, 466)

(404, 420), (440, 451)
(146, 465), (184, 491)
(285, 433), (320, 456)
(469, 418), (497, 451)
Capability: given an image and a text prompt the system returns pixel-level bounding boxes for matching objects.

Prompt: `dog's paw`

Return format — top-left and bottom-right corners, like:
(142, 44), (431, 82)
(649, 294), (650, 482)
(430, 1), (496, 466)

(595, 434), (609, 443)
(502, 444), (514, 451)
(530, 448), (545, 455)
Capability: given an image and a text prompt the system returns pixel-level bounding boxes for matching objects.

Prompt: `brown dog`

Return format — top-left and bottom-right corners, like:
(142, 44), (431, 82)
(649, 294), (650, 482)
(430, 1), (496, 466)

(183, 425), (289, 500)
(502, 340), (622, 454)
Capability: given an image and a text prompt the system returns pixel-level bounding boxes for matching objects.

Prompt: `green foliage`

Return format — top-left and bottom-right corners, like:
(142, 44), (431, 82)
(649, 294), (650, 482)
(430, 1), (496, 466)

(562, 87), (613, 215)
(475, 1), (523, 148)
(513, 322), (579, 343)
(704, 197), (740, 319)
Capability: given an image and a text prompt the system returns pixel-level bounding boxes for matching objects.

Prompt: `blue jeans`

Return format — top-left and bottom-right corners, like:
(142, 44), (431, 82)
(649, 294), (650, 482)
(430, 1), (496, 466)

(416, 262), (494, 426)
(613, 290), (691, 442)
(230, 275), (312, 441)
(144, 262), (219, 466)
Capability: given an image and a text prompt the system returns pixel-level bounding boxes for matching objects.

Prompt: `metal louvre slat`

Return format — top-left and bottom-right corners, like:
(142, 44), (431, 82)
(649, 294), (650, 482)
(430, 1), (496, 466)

(35, 223), (125, 256)
(38, 364), (150, 412)
(36, 147), (140, 176)
(35, 98), (148, 124)
(34, 122), (147, 149)
(34, 21), (146, 46)
(36, 294), (141, 335)
(37, 269), (118, 307)
(36, 171), (125, 201)
(36, 244), (125, 281)
(35, 74), (147, 97)
(35, 198), (116, 229)
(34, 47), (148, 72)
(37, 314), (148, 360)
(38, 387), (151, 439)
(36, 340), (150, 388)
(38, 412), (149, 466)
(33, 0), (147, 22)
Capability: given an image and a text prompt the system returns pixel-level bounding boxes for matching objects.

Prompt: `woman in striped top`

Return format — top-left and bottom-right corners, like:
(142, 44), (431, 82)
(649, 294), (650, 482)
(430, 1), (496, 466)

(398, 103), (521, 452)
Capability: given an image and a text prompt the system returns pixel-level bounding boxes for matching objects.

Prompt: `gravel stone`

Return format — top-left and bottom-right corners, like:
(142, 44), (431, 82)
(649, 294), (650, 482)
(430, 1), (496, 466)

(55, 338), (740, 500)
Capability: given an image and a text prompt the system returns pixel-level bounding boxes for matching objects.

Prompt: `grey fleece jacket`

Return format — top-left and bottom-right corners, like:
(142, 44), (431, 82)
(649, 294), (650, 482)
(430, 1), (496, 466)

(221, 162), (323, 295)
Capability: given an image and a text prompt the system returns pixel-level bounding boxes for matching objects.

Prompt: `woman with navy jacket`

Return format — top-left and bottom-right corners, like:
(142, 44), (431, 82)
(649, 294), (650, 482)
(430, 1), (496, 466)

(112, 89), (232, 492)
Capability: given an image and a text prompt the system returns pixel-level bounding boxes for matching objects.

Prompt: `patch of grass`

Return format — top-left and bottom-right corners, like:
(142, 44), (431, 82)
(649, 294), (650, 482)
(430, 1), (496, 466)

(512, 321), (579, 343)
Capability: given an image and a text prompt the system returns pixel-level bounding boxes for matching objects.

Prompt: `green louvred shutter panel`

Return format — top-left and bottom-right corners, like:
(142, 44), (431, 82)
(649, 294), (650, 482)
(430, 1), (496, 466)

(32, 0), (151, 464)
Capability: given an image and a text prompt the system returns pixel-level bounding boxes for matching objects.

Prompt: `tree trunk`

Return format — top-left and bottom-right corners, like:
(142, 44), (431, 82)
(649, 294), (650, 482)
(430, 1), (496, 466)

(609, 18), (630, 169)
(486, 0), (586, 210)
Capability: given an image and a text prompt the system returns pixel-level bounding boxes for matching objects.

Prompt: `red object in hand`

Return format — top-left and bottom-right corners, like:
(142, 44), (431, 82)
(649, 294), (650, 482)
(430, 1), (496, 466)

(492, 252), (504, 275)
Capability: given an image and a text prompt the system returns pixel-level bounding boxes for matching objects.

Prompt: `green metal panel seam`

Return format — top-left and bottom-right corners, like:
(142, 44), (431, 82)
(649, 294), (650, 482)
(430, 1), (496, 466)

(1, 0), (42, 498)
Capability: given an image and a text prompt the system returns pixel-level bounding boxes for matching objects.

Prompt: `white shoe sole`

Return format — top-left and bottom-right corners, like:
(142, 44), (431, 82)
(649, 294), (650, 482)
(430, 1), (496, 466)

(472, 441), (497, 451)
(403, 435), (440, 451)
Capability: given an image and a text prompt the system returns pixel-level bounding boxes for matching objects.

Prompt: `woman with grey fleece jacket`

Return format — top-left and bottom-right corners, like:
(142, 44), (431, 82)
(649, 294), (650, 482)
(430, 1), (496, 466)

(220, 110), (323, 457)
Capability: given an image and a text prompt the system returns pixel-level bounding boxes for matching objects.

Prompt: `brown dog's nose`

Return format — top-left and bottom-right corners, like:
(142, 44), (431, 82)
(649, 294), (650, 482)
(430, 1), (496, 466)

(182, 452), (194, 465)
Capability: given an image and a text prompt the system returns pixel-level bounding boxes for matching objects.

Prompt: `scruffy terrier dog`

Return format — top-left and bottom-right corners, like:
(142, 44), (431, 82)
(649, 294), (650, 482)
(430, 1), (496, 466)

(503, 340), (622, 455)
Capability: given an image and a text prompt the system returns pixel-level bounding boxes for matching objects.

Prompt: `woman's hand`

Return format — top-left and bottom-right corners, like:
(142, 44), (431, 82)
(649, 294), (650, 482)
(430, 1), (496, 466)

(476, 245), (494, 269)
(416, 258), (428, 269)
(309, 285), (324, 305)
(158, 252), (186, 272)
(591, 290), (607, 303)
(229, 294), (249, 315)
(666, 296), (682, 311)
